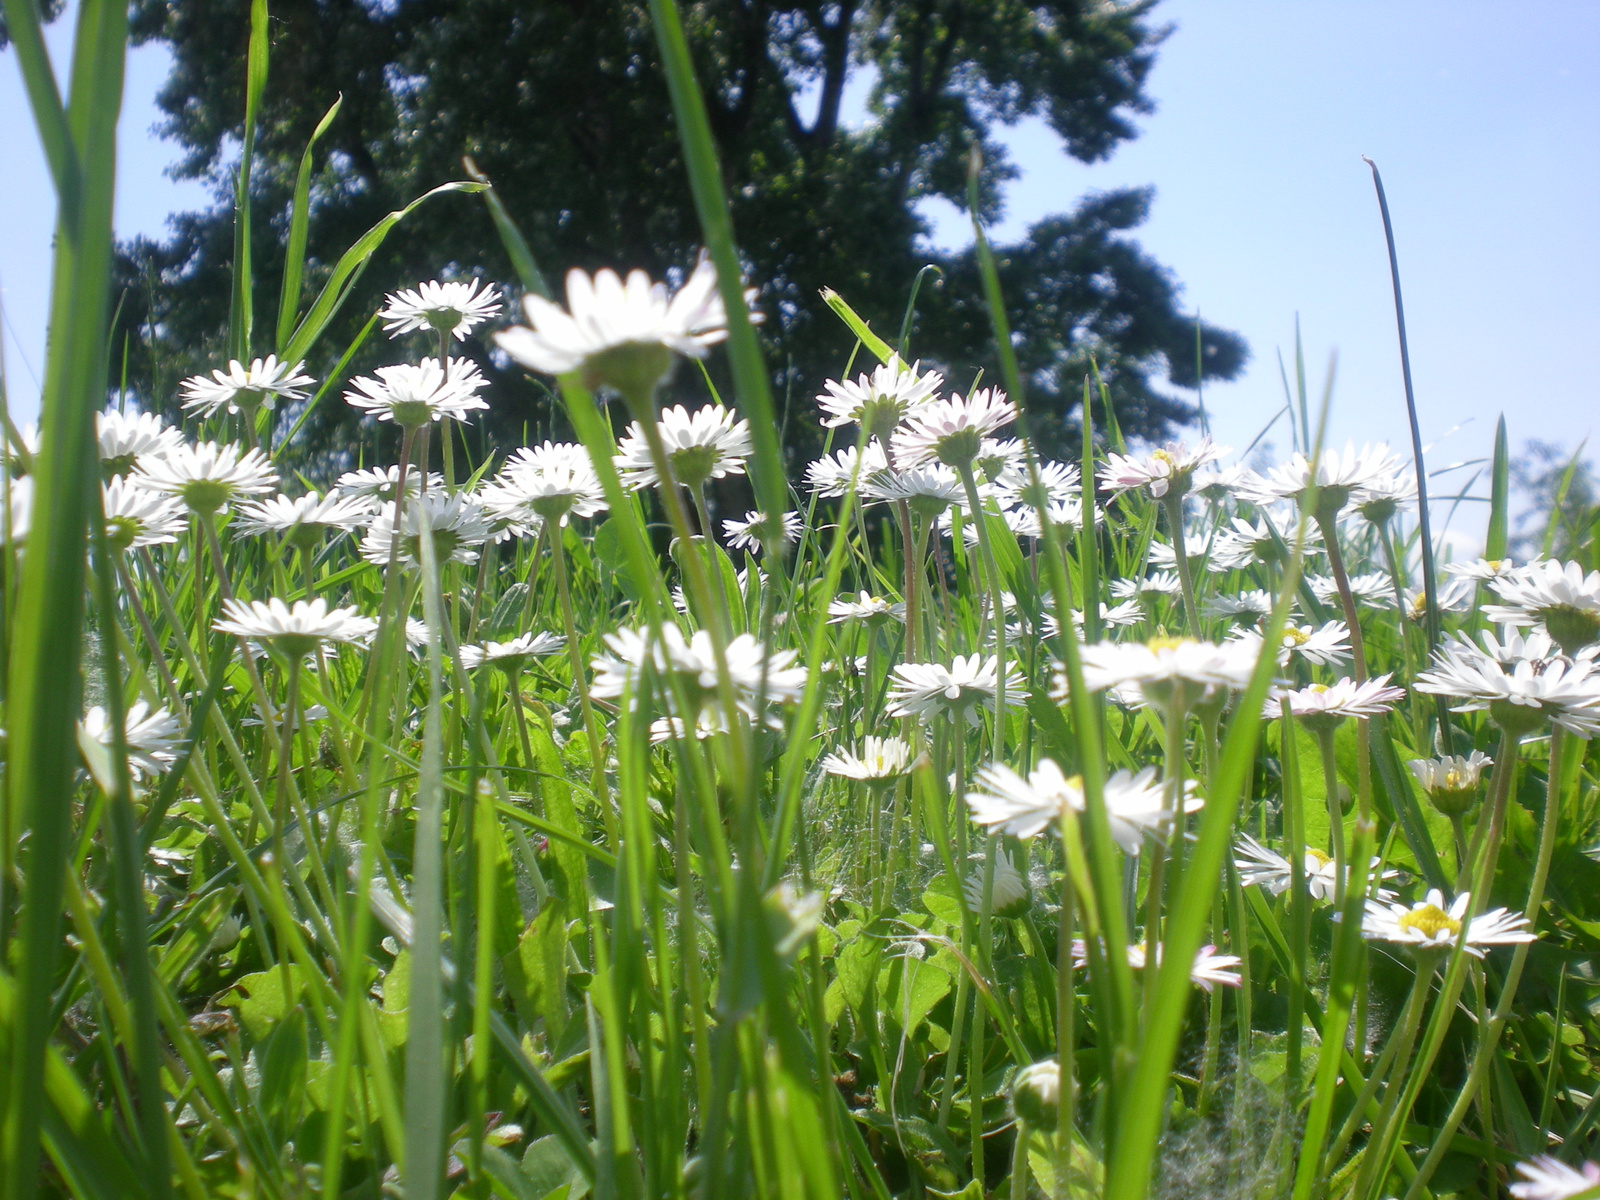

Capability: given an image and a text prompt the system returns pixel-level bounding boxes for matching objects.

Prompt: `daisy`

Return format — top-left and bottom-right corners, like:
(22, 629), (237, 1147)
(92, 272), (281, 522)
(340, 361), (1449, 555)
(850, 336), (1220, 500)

(179, 355), (315, 417)
(963, 850), (1031, 919)
(966, 759), (1196, 852)
(101, 478), (186, 552)
(1146, 533), (1216, 573)
(1073, 600), (1145, 630)
(615, 404), (752, 491)
(1309, 571), (1394, 609)
(1010, 1060), (1061, 1125)
(1415, 642), (1600, 738)
(1097, 438), (1228, 500)
(359, 491), (493, 568)
(1210, 516), (1320, 567)
(1403, 579), (1474, 624)
(865, 464), (965, 519)
(891, 388), (1016, 469)
(1509, 1157), (1600, 1200)
(1265, 675), (1406, 730)
(344, 357), (490, 429)
(1257, 442), (1408, 516)
(1484, 559), (1600, 655)
(81, 700), (182, 780)
(723, 510), (802, 553)
(1445, 557), (1520, 583)
(1203, 590), (1277, 625)
(993, 460), (1081, 510)
(335, 465), (443, 502)
(826, 591), (905, 624)
(496, 257), (753, 394)
(1125, 943), (1242, 992)
(1362, 888), (1535, 958)
(815, 356), (942, 439)
(820, 736), (916, 784)
(886, 654), (1028, 726)
(131, 441), (278, 516)
(591, 625), (806, 717)
(379, 278), (501, 340)
(232, 491), (375, 547)
(1233, 834), (1397, 904)
(804, 443), (891, 498)
(97, 408), (181, 475)
(1352, 469), (1416, 524)
(214, 597), (376, 659)
(458, 631), (567, 671)
(1191, 462), (1264, 502)
(485, 441), (608, 527)
(1269, 620), (1353, 667)
(1109, 572), (1183, 601)
(1409, 750), (1493, 816)
(1073, 635), (1260, 712)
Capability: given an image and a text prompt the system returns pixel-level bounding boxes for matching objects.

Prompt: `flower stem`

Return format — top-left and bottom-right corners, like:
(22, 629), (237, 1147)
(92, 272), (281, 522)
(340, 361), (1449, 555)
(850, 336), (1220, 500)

(1315, 726), (1348, 906)
(1161, 493), (1201, 638)
(546, 519), (617, 846)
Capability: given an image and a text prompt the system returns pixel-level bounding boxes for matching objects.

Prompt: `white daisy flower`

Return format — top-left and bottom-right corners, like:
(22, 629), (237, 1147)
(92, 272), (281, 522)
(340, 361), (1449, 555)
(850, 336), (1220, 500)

(335, 464), (443, 502)
(179, 355), (315, 417)
(886, 654), (1028, 726)
(1072, 635), (1260, 710)
(1352, 469), (1416, 524)
(826, 591), (905, 624)
(804, 443), (891, 498)
(890, 388), (1016, 469)
(458, 631), (566, 670)
(359, 491), (493, 568)
(1203, 589), (1278, 625)
(1270, 620), (1352, 667)
(344, 357), (491, 429)
(379, 278), (501, 340)
(1308, 571), (1394, 609)
(131, 441), (279, 515)
(483, 441), (608, 528)
(722, 510), (802, 553)
(1509, 1156), (1600, 1200)
(214, 597), (376, 659)
(1483, 559), (1600, 655)
(815, 356), (942, 437)
(615, 404), (752, 491)
(1191, 462), (1265, 501)
(820, 735), (916, 784)
(97, 408), (182, 475)
(1073, 600), (1146, 630)
(591, 624), (806, 718)
(1362, 888), (1535, 958)
(1415, 641), (1600, 738)
(1445, 557), (1520, 583)
(1409, 750), (1493, 816)
(1109, 572), (1183, 600)
(966, 759), (1195, 852)
(1073, 938), (1242, 991)
(993, 460), (1081, 510)
(1233, 834), (1397, 904)
(1402, 578), (1474, 624)
(1147, 533), (1218, 573)
(963, 849), (1031, 919)
(1097, 438), (1229, 500)
(865, 464), (965, 519)
(1257, 442), (1408, 515)
(232, 491), (375, 545)
(495, 257), (754, 394)
(81, 700), (182, 780)
(1264, 675), (1406, 728)
(102, 477), (187, 552)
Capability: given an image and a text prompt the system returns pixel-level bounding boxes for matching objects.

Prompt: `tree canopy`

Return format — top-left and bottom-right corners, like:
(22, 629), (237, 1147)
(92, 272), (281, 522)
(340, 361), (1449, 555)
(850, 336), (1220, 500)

(113, 0), (1247, 464)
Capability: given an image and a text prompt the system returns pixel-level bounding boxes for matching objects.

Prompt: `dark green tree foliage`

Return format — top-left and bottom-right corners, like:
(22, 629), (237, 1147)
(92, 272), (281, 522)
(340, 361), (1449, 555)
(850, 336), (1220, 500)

(114, 0), (1246, 467)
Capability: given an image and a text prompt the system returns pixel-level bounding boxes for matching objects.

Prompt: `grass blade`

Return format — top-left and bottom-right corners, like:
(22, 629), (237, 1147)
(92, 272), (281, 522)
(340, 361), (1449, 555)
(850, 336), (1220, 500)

(273, 94), (342, 351)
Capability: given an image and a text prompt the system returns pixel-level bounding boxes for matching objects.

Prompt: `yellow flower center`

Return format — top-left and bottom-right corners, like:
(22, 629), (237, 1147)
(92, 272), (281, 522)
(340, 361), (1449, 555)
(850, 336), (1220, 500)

(1146, 635), (1196, 653)
(1309, 683), (1330, 695)
(1150, 449), (1177, 469)
(1486, 560), (1505, 572)
(1398, 904), (1461, 939)
(1283, 626), (1310, 647)
(1305, 848), (1332, 868)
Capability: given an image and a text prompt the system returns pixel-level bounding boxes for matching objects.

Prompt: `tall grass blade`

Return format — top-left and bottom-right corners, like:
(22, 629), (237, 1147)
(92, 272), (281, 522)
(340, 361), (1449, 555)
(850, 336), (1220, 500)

(1486, 414), (1509, 560)
(274, 94), (342, 351)
(228, 0), (268, 361)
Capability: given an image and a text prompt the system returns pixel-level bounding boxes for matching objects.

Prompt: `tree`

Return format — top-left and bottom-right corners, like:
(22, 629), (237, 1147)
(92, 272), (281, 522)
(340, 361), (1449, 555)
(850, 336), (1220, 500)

(111, 0), (1247, 468)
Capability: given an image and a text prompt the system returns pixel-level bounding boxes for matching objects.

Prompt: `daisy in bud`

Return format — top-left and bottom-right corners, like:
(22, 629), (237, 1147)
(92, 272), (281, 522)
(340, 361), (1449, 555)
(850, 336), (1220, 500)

(359, 491), (493, 568)
(344, 357), (490, 429)
(1408, 750), (1493, 818)
(1264, 675), (1406, 731)
(81, 701), (182, 780)
(336, 465), (442, 502)
(966, 759), (1196, 852)
(214, 597), (376, 659)
(131, 441), (278, 516)
(616, 403), (752, 491)
(101, 477), (186, 552)
(1361, 888), (1535, 959)
(1009, 1060), (1060, 1128)
(826, 591), (906, 625)
(233, 491), (375, 549)
(484, 441), (608, 528)
(1073, 635), (1259, 715)
(820, 736), (916, 786)
(815, 356), (942, 442)
(1416, 641), (1600, 738)
(890, 388), (1016, 469)
(804, 443), (890, 498)
(886, 654), (1028, 726)
(1097, 437), (1228, 500)
(97, 408), (181, 476)
(179, 355), (315, 417)
(1233, 834), (1397, 904)
(1484, 559), (1600, 656)
(380, 278), (501, 340)
(1258, 441), (1407, 519)
(964, 850), (1031, 919)
(496, 256), (752, 397)
(1510, 1157), (1600, 1200)
(457, 631), (566, 671)
(722, 510), (801, 553)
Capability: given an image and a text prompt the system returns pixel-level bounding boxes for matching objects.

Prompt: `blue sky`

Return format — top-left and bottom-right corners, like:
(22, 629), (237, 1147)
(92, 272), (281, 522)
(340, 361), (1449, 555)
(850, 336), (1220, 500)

(2, 0), (1596, 554)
